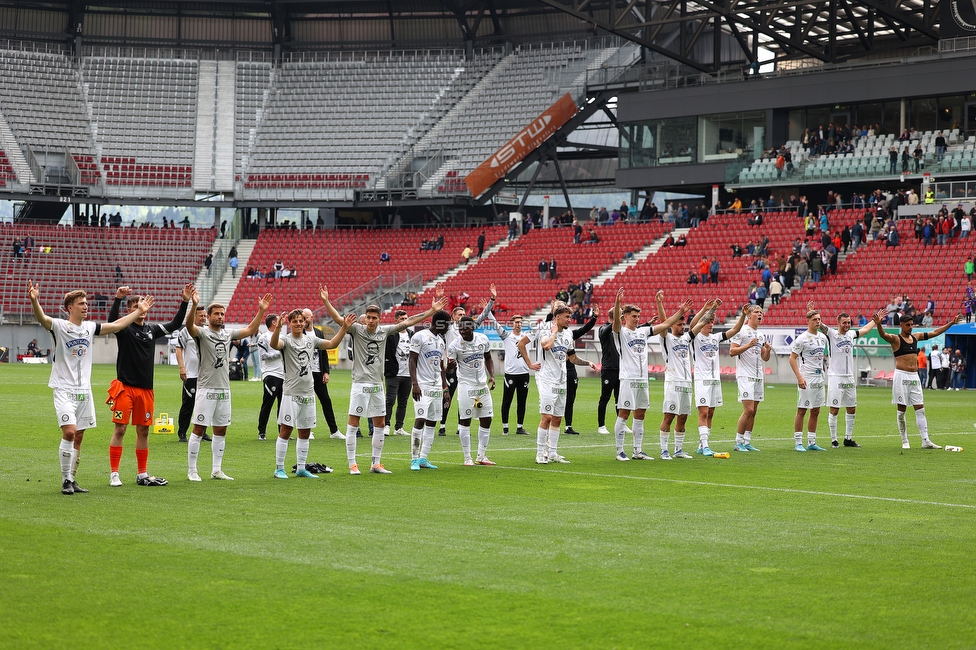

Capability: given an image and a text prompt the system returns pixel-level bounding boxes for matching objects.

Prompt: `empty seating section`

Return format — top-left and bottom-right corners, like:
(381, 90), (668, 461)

(0, 225), (214, 320)
(407, 223), (669, 318)
(592, 214), (805, 321)
(82, 57), (198, 185)
(234, 61), (273, 178)
(0, 48), (96, 161)
(737, 132), (976, 185)
(241, 51), (487, 197)
(0, 149), (16, 186)
(224, 226), (507, 324)
(766, 219), (971, 326)
(415, 44), (604, 195)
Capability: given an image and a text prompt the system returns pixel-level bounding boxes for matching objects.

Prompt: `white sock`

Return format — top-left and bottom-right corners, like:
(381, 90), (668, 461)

(421, 424), (436, 458)
(660, 430), (669, 454)
(275, 436), (289, 470)
(536, 427), (548, 456)
(698, 426), (709, 448)
(459, 425), (471, 461)
(69, 447), (80, 482)
(896, 411), (908, 443)
(188, 433), (202, 473)
(744, 430), (752, 445)
(674, 430), (685, 453)
(845, 413), (856, 440)
(735, 433), (744, 445)
(345, 424), (358, 464)
(517, 422), (523, 429)
(411, 426), (423, 460)
(296, 437), (309, 471)
(548, 427), (560, 456)
(614, 417), (627, 453)
(828, 413), (838, 442)
(807, 431), (817, 446)
(795, 431), (803, 445)
(371, 425), (385, 465)
(211, 435), (226, 472)
(915, 408), (929, 440)
(59, 439), (73, 480)
(477, 427), (490, 458)
(632, 419), (644, 454)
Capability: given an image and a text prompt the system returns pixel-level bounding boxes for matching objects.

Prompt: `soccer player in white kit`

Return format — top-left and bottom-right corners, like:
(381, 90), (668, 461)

(789, 309), (829, 451)
(729, 306), (772, 452)
(408, 310), (451, 471)
(439, 284), (495, 435)
(810, 301), (876, 448)
(446, 316), (497, 466)
(320, 286), (447, 475)
(612, 288), (689, 461)
(184, 289), (273, 481)
(28, 281), (149, 494)
(493, 314), (531, 436)
(872, 308), (960, 449)
(269, 309), (353, 479)
(654, 291), (702, 459)
(692, 302), (746, 456)
(518, 304), (596, 464)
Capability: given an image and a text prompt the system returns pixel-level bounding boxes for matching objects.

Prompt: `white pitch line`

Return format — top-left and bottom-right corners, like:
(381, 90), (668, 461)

(491, 466), (976, 510)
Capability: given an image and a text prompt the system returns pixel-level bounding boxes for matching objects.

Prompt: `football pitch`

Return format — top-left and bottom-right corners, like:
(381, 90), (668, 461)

(1, 363), (974, 649)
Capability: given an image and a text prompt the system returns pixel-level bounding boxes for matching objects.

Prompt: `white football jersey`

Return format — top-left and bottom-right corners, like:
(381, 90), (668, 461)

(661, 331), (694, 383)
(731, 325), (766, 380)
(825, 328), (857, 377)
(692, 331), (728, 381)
(791, 330), (827, 377)
(47, 319), (99, 390)
(614, 325), (651, 381)
(257, 330), (283, 379)
(494, 320), (531, 375)
(176, 326), (200, 379)
(447, 332), (491, 386)
(409, 328), (445, 387)
(537, 327), (574, 385)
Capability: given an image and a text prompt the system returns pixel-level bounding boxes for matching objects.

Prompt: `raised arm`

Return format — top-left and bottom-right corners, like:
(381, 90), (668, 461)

(396, 296), (448, 333)
(872, 308), (898, 345)
(652, 299), (693, 336)
(109, 286), (129, 322)
(238, 293), (273, 339)
(161, 284), (194, 333)
(655, 290), (667, 323)
(612, 287), (623, 333)
(689, 299), (715, 332)
(269, 312), (287, 350)
(318, 285), (344, 326)
(491, 315), (508, 340)
(723, 302), (747, 340)
(473, 283), (496, 326)
(318, 313), (356, 349)
(101, 295), (153, 335)
(185, 289), (203, 337)
(920, 313), (962, 340)
(26, 281), (53, 331)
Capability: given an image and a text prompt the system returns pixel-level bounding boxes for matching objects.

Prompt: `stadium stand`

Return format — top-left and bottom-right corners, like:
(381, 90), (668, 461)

(81, 56), (199, 180)
(764, 218), (973, 325)
(0, 149), (17, 186)
(591, 213), (807, 321)
(238, 50), (502, 199)
(0, 47), (97, 177)
(223, 226), (507, 323)
(404, 222), (669, 318)
(0, 224), (214, 321)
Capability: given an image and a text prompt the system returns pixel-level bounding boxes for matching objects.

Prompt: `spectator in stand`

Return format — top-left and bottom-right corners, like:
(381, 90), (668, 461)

(115, 265), (124, 281)
(204, 253), (213, 277)
(965, 256), (974, 281)
(585, 228), (599, 244)
(769, 277), (783, 305)
(730, 243), (743, 258)
(379, 252), (391, 263)
(841, 225), (852, 253)
(901, 146), (910, 174)
(699, 257), (709, 284)
(888, 146), (898, 174)
(477, 231), (486, 257)
(913, 143), (923, 173)
(935, 131), (947, 162)
(573, 219), (583, 244)
(273, 259), (284, 277)
(885, 226), (901, 248)
(810, 255), (824, 283)
(674, 234), (687, 247)
(229, 254), (238, 278)
(709, 257), (720, 284)
(662, 232), (675, 248)
(747, 212), (764, 227)
(687, 271), (699, 285)
(462, 245), (473, 265)
(731, 197), (743, 213)
(549, 258), (557, 280)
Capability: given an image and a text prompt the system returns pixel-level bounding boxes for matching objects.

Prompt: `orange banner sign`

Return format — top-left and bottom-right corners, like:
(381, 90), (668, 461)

(465, 93), (578, 198)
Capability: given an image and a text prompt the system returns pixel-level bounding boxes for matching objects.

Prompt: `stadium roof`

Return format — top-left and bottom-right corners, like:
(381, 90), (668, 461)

(0, 1), (941, 70)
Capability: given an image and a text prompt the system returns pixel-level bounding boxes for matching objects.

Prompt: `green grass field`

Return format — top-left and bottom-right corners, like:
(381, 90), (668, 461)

(1, 363), (974, 649)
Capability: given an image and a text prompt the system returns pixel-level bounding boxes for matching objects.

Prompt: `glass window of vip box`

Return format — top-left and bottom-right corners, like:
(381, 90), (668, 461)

(619, 117), (697, 168)
(699, 111), (766, 164)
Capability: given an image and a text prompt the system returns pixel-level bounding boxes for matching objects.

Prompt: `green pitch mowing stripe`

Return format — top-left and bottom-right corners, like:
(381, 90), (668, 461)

(1, 364), (974, 648)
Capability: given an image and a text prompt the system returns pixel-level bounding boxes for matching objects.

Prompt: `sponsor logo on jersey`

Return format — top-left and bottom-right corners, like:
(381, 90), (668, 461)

(362, 385), (381, 394)
(206, 391), (228, 400)
(293, 396), (313, 405)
